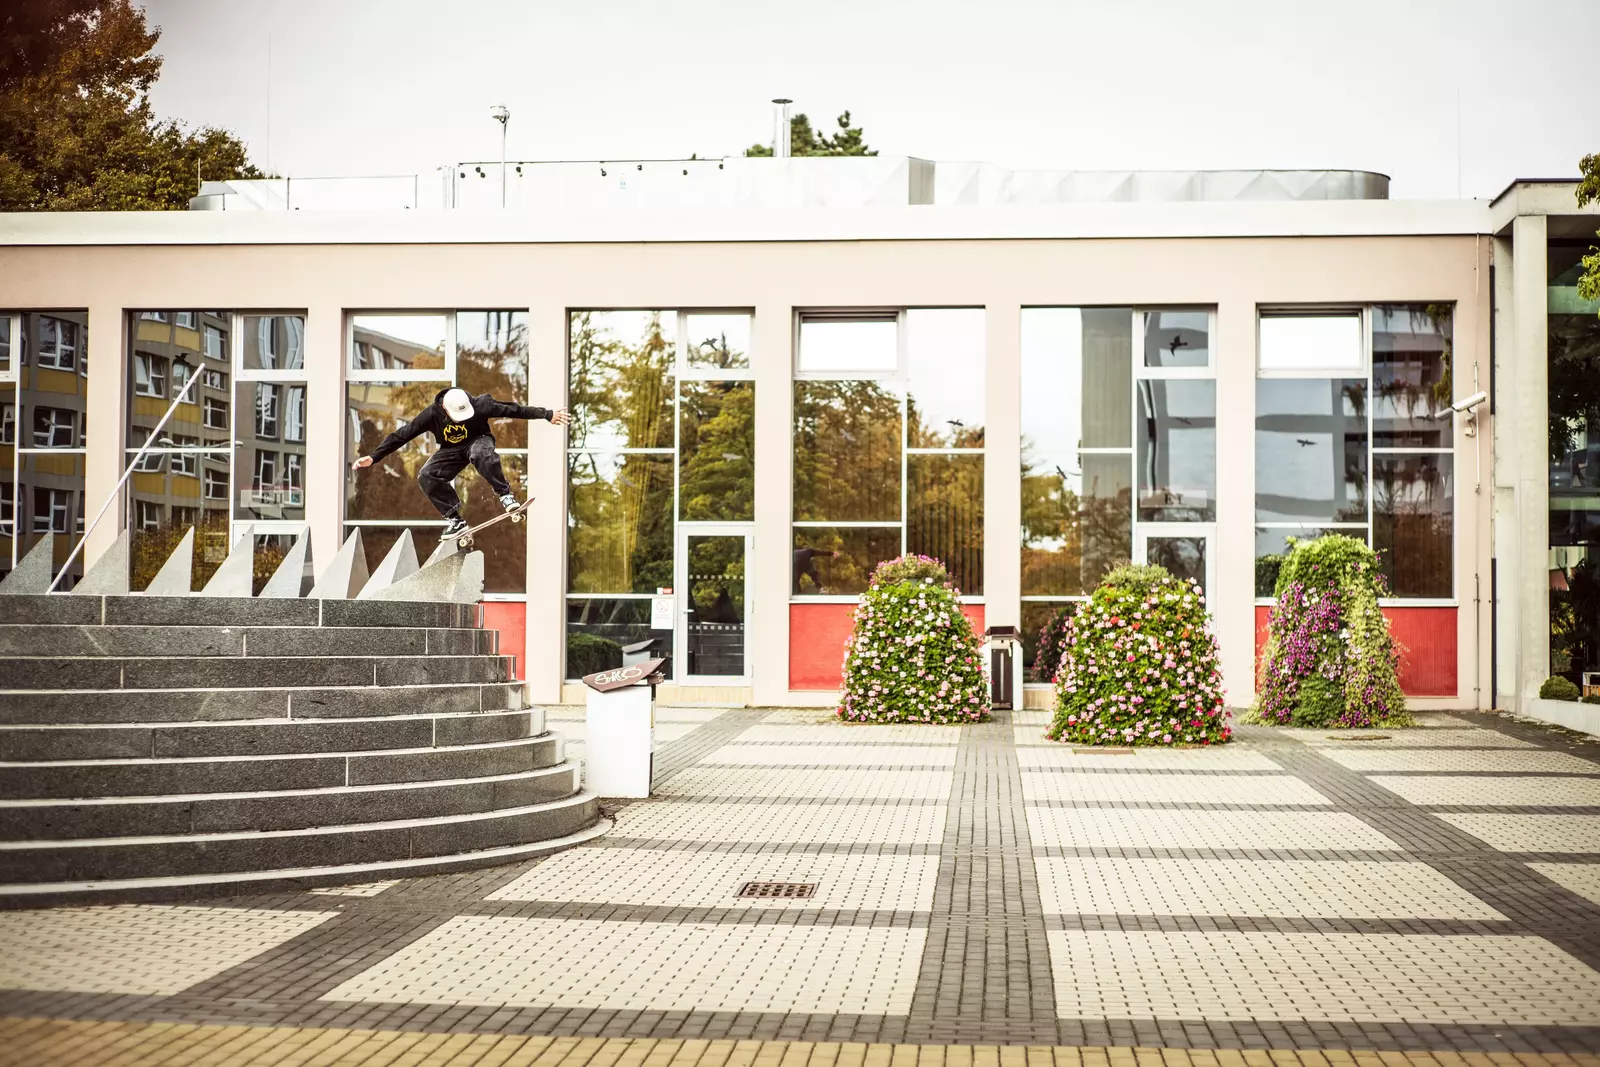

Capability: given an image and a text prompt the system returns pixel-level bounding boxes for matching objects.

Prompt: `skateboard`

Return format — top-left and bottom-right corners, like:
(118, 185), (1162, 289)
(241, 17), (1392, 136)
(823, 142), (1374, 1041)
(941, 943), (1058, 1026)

(453, 497), (533, 549)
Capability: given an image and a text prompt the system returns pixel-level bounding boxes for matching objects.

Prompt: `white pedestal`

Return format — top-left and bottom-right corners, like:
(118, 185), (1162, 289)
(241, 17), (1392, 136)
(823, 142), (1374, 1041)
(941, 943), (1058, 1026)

(584, 684), (654, 798)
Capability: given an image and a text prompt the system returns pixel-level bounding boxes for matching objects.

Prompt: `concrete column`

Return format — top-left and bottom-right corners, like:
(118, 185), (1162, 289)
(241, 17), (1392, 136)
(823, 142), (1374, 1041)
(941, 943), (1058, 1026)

(1214, 299), (1256, 708)
(751, 303), (793, 706)
(302, 305), (345, 572)
(983, 302), (1021, 629)
(1491, 235), (1518, 708)
(1511, 215), (1549, 709)
(524, 302), (568, 705)
(83, 303), (127, 567)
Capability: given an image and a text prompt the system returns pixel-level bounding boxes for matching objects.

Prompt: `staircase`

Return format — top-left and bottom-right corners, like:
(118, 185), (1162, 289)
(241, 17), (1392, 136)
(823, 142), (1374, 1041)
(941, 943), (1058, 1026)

(0, 531), (604, 907)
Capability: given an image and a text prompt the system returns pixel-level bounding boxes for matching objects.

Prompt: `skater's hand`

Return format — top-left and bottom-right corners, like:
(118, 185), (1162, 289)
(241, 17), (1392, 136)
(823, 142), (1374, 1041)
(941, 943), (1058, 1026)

(351, 456), (374, 471)
(549, 408), (572, 426)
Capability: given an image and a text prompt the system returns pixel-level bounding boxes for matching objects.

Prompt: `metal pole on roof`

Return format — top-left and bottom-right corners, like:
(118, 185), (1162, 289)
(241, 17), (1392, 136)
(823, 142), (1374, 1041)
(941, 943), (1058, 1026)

(491, 105), (510, 207)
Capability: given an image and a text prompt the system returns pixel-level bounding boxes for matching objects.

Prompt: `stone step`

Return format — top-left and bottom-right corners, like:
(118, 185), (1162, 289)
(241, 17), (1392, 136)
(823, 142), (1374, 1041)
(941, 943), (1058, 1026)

(0, 682), (523, 724)
(0, 708), (545, 760)
(0, 596), (477, 630)
(0, 734), (564, 799)
(0, 792), (601, 884)
(0, 625), (495, 659)
(0, 763), (580, 839)
(0, 815), (612, 906)
(0, 654), (513, 690)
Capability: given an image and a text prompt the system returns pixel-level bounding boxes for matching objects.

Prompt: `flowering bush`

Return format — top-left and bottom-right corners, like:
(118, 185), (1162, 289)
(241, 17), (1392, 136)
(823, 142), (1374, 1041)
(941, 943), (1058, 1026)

(1029, 605), (1076, 683)
(836, 555), (989, 724)
(1248, 534), (1409, 728)
(1048, 564), (1231, 746)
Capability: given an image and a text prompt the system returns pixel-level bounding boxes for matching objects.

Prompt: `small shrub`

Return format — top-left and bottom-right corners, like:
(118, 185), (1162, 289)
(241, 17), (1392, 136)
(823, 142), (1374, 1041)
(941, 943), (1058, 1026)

(1541, 676), (1583, 702)
(1292, 674), (1344, 728)
(837, 555), (989, 724)
(1249, 534), (1410, 729)
(567, 632), (621, 677)
(1030, 605), (1077, 683)
(1048, 563), (1231, 747)
(1584, 694), (1600, 705)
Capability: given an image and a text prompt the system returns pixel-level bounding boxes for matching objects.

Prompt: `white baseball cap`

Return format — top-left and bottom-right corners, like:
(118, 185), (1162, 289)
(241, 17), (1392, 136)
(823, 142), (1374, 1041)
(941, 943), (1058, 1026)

(441, 388), (473, 421)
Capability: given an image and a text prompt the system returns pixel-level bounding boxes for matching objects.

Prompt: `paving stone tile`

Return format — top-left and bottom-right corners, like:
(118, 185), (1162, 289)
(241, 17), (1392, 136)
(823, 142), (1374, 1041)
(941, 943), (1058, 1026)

(657, 767), (953, 800)
(1025, 808), (1403, 852)
(610, 799), (946, 845)
(1279, 729), (1538, 749)
(1019, 772), (1331, 806)
(1528, 864), (1600, 908)
(1013, 745), (1283, 771)
(705, 744), (959, 767)
(1320, 749), (1600, 774)
(738, 725), (968, 744)
(1438, 813), (1600, 853)
(1370, 776), (1600, 807)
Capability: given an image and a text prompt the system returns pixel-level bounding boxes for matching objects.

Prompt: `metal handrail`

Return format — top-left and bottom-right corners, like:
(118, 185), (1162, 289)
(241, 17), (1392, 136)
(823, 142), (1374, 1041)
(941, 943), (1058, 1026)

(47, 360), (206, 593)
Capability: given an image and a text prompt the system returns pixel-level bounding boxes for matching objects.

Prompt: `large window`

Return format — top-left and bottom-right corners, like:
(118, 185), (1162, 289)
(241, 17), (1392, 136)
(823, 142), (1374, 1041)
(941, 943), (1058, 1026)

(566, 309), (755, 678)
(1021, 308), (1213, 672)
(1549, 240), (1600, 687)
(346, 311), (530, 594)
(0, 311), (90, 587)
(792, 309), (985, 599)
(1255, 305), (1455, 598)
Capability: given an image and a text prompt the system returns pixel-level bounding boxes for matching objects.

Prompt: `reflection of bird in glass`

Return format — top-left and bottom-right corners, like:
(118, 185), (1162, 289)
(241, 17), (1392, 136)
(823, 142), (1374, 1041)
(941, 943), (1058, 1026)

(1168, 335), (1190, 357)
(1296, 439), (1314, 447)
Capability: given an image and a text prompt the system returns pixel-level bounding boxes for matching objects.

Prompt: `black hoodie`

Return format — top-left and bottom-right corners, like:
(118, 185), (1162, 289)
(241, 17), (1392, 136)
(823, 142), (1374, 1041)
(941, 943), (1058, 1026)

(366, 389), (553, 463)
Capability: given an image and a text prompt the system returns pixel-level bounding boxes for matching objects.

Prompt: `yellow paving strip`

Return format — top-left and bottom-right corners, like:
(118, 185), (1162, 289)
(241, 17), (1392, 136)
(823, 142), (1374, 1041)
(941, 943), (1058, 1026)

(2, 1020), (1599, 1067)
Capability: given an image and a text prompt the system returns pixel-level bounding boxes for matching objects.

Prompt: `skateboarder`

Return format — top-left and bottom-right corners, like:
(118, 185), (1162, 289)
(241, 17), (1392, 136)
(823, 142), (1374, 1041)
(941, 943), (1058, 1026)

(352, 387), (571, 540)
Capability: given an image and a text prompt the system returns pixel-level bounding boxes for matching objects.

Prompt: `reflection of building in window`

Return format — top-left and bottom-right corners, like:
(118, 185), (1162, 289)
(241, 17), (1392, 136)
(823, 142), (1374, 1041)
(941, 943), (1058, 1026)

(254, 449), (279, 490)
(285, 386), (305, 442)
(254, 384), (280, 438)
(203, 468), (228, 500)
(203, 396), (229, 430)
(0, 401), (13, 444)
(38, 317), (78, 370)
(171, 359), (192, 395)
(204, 325), (226, 361)
(132, 450), (164, 473)
(140, 311), (167, 322)
(203, 368), (227, 391)
(134, 353), (167, 397)
(33, 488), (71, 533)
(175, 311), (195, 328)
(136, 501), (162, 530)
(32, 407), (76, 448)
(286, 453), (303, 492)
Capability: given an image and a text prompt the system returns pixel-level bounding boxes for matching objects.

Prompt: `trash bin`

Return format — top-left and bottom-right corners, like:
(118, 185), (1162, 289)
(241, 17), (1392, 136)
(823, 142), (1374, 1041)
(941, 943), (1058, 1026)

(581, 656), (668, 798)
(620, 638), (661, 668)
(984, 626), (1024, 710)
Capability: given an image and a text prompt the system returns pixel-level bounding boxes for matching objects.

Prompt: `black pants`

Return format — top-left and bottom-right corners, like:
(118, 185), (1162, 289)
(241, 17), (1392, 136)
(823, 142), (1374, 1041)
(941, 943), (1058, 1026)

(418, 436), (509, 518)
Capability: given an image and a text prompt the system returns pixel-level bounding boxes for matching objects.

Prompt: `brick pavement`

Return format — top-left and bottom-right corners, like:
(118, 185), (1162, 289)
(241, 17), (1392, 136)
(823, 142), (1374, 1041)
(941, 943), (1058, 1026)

(5, 706), (1600, 1063)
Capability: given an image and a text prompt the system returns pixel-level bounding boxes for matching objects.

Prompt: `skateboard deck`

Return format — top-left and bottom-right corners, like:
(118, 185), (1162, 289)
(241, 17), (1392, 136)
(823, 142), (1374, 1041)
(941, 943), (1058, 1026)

(453, 497), (533, 549)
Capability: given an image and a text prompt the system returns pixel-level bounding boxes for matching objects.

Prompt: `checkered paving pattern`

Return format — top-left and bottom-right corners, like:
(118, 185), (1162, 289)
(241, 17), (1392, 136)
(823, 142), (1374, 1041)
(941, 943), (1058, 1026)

(6, 705), (1600, 1058)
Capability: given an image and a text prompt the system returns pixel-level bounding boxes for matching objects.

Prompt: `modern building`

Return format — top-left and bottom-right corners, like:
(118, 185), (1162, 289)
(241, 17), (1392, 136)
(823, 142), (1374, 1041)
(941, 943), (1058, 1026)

(0, 158), (1595, 726)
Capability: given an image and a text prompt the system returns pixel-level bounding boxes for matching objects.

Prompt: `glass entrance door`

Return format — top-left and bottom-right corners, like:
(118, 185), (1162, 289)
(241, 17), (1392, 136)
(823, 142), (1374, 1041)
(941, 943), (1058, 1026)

(679, 527), (751, 683)
(1136, 524), (1215, 600)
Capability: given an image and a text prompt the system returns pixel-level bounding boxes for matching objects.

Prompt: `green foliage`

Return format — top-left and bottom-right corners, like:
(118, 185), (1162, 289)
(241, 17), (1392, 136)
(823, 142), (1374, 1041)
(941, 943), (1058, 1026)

(1292, 674), (1345, 728)
(837, 556), (988, 724)
(566, 632), (622, 678)
(1029, 604), (1077, 683)
(1251, 534), (1410, 729)
(0, 0), (265, 211)
(1048, 564), (1232, 747)
(1585, 694), (1600, 706)
(746, 110), (876, 158)
(1541, 675), (1583, 702)
(1578, 153), (1600, 317)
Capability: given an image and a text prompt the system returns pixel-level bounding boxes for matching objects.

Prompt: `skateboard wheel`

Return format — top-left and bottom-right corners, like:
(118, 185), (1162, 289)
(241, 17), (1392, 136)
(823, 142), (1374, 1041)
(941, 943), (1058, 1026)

(511, 514), (523, 524)
(457, 536), (473, 549)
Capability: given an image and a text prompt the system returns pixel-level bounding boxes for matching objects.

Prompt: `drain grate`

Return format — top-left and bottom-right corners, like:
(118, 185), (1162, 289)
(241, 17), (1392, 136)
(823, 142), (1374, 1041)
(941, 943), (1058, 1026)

(737, 881), (817, 900)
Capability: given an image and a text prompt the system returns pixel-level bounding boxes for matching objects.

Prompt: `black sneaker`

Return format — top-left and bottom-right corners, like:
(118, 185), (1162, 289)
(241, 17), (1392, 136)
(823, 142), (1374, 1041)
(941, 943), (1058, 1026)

(439, 516), (469, 540)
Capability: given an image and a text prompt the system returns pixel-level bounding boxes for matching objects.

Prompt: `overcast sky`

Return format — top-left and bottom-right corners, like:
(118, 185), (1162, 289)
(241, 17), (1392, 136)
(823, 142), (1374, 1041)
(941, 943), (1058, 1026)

(140, 0), (1596, 200)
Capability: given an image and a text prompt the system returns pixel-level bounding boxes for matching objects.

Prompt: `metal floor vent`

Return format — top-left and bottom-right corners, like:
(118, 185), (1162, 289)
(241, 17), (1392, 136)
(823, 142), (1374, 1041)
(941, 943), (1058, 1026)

(737, 881), (817, 900)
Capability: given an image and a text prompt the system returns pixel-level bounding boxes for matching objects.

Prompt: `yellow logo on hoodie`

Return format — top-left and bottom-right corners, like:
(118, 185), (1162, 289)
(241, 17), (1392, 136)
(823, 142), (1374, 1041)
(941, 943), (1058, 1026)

(442, 423), (467, 444)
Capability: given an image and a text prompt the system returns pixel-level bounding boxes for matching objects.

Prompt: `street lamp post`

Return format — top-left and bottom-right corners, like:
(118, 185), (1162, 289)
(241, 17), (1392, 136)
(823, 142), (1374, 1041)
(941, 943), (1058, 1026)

(490, 105), (509, 207)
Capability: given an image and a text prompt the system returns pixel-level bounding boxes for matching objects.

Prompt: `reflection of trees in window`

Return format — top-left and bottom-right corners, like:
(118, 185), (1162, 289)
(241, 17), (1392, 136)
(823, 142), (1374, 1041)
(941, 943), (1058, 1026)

(1373, 303), (1453, 445)
(1550, 314), (1600, 474)
(793, 380), (901, 522)
(1372, 454), (1452, 597)
(567, 453), (674, 594)
(567, 311), (674, 451)
(679, 381), (754, 521)
(1020, 446), (1131, 597)
(907, 454), (983, 593)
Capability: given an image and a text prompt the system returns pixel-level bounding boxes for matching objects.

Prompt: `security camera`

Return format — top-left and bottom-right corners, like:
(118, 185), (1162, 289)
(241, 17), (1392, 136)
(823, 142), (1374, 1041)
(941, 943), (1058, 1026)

(1431, 391), (1488, 419)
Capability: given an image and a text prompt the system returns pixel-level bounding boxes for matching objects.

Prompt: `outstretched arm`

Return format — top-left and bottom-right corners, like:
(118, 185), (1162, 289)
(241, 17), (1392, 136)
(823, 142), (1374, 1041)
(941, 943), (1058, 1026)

(483, 399), (572, 425)
(351, 412), (431, 470)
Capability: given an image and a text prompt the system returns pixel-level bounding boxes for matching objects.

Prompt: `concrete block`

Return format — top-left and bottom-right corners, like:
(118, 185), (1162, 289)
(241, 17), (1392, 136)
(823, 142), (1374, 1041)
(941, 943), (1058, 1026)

(200, 528), (255, 597)
(372, 552), (464, 604)
(424, 540), (460, 567)
(0, 536), (57, 595)
(355, 530), (418, 600)
(260, 529), (313, 598)
(73, 529), (130, 596)
(143, 528), (195, 596)
(455, 551), (486, 604)
(310, 528), (369, 600)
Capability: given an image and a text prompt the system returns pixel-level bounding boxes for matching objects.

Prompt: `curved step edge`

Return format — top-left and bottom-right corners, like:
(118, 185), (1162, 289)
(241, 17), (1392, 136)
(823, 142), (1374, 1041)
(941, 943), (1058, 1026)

(0, 815), (612, 908)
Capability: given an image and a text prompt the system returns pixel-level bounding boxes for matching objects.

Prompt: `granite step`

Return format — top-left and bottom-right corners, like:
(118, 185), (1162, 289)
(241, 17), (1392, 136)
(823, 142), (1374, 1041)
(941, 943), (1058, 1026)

(0, 654), (514, 690)
(0, 815), (612, 906)
(0, 762), (581, 839)
(0, 734), (565, 799)
(0, 682), (522, 723)
(0, 791), (602, 884)
(0, 707), (544, 760)
(0, 596), (477, 630)
(0, 625), (495, 658)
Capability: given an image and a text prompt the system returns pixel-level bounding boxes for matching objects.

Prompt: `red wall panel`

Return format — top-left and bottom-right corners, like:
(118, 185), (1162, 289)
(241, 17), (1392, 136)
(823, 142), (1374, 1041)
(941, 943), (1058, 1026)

(481, 601), (526, 682)
(789, 602), (987, 691)
(1253, 604), (1456, 699)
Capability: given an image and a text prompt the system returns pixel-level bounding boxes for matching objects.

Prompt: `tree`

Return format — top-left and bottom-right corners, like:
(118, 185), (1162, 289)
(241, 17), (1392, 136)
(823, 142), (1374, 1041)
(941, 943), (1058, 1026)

(1579, 153), (1600, 317)
(746, 110), (877, 158)
(0, 0), (265, 211)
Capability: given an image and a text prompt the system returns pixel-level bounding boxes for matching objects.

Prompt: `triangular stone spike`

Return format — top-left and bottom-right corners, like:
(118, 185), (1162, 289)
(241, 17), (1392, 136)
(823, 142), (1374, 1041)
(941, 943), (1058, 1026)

(143, 528), (196, 596)
(355, 529), (419, 600)
(0, 536), (58, 595)
(200, 527), (255, 597)
(73, 528), (131, 595)
(423, 539), (460, 567)
(372, 551), (463, 603)
(454, 550), (485, 605)
(309, 529), (369, 600)
(260, 529), (313, 598)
